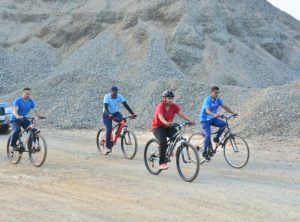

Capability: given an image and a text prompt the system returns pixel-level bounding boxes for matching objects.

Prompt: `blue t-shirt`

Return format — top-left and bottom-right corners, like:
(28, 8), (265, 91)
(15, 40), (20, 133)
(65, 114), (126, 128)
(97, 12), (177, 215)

(199, 96), (224, 122)
(10, 97), (36, 121)
(103, 93), (126, 114)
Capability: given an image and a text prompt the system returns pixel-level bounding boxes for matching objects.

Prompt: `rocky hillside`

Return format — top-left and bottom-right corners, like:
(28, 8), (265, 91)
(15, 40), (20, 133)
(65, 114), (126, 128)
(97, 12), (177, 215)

(0, 0), (299, 136)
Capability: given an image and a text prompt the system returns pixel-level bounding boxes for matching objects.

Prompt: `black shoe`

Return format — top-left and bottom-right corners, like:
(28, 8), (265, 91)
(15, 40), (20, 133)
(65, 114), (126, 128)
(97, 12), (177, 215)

(213, 138), (220, 143)
(201, 152), (211, 162)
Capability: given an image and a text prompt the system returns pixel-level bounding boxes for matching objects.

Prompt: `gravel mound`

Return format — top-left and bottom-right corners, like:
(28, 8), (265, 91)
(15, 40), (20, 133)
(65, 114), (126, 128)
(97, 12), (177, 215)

(0, 0), (300, 137)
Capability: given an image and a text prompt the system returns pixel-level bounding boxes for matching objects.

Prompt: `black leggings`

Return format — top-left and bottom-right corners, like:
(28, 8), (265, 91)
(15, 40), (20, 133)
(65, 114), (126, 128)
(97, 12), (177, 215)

(152, 127), (178, 164)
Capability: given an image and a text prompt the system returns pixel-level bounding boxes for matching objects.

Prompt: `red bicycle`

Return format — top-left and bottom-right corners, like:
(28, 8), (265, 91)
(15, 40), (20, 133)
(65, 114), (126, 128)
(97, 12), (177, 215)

(96, 115), (138, 159)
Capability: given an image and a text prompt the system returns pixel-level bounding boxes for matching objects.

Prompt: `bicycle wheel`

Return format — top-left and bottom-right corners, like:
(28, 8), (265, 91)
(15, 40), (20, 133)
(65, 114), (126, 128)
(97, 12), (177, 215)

(144, 139), (162, 175)
(6, 136), (22, 164)
(224, 134), (250, 169)
(96, 128), (107, 152)
(121, 129), (137, 159)
(176, 142), (200, 182)
(188, 133), (206, 165)
(28, 134), (47, 167)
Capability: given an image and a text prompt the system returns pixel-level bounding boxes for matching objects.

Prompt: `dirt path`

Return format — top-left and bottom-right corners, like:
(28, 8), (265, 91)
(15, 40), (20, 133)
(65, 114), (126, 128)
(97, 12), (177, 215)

(0, 129), (299, 222)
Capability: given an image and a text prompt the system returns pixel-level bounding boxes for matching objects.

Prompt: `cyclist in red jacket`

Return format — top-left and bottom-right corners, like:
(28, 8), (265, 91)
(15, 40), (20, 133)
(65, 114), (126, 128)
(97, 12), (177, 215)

(151, 90), (195, 170)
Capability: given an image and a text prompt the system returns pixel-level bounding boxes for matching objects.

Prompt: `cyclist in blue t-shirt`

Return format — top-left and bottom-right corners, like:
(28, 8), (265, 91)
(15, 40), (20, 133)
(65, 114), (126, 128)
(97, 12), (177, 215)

(199, 86), (238, 161)
(10, 87), (44, 151)
(102, 86), (136, 155)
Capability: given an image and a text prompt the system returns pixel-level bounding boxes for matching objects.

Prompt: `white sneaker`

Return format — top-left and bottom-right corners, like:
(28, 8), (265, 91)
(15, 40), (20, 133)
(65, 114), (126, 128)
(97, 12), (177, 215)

(102, 148), (112, 155)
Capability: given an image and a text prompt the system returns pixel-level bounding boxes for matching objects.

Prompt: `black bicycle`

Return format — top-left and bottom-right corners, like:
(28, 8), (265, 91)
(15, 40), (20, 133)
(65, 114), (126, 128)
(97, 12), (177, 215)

(144, 122), (200, 182)
(188, 114), (249, 168)
(96, 115), (138, 159)
(7, 117), (47, 167)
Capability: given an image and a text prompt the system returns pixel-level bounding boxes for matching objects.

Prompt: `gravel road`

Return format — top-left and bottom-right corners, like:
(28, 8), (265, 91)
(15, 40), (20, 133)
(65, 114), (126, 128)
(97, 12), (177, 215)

(0, 129), (299, 222)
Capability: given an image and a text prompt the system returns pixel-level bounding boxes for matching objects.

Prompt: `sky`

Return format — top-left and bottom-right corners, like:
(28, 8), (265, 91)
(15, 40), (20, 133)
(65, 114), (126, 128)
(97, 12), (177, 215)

(267, 0), (300, 20)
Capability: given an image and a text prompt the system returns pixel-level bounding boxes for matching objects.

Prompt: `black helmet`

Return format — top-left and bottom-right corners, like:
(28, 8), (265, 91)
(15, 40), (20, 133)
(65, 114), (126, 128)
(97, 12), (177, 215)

(163, 90), (175, 98)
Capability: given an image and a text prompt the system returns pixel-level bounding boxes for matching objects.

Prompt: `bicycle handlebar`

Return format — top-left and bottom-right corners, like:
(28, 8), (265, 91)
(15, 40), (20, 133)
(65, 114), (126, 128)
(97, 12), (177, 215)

(25, 116), (46, 120)
(111, 114), (137, 121)
(171, 122), (194, 128)
(221, 114), (237, 120)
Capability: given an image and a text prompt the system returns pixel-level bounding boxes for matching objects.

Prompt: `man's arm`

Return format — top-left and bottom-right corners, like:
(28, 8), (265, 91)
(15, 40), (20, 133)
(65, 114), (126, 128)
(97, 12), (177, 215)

(222, 105), (237, 115)
(177, 111), (195, 124)
(32, 108), (44, 117)
(205, 108), (220, 118)
(122, 101), (135, 115)
(12, 106), (22, 119)
(104, 103), (110, 114)
(158, 113), (171, 127)
(104, 103), (113, 119)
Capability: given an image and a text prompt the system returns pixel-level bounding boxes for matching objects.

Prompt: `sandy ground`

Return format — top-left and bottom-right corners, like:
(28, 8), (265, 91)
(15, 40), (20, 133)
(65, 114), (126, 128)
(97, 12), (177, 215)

(0, 128), (299, 222)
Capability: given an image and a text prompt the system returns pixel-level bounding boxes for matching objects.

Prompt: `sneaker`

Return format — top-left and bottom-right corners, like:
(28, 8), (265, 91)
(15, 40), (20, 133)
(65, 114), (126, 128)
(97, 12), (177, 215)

(201, 152), (211, 162)
(213, 138), (220, 143)
(159, 163), (169, 170)
(11, 145), (18, 151)
(102, 148), (112, 155)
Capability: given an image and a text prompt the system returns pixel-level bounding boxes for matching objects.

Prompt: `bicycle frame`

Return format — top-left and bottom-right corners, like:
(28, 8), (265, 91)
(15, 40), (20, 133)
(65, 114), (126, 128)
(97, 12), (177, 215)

(111, 120), (126, 143)
(110, 115), (134, 144)
(165, 123), (191, 159)
(207, 115), (235, 154)
(16, 117), (39, 152)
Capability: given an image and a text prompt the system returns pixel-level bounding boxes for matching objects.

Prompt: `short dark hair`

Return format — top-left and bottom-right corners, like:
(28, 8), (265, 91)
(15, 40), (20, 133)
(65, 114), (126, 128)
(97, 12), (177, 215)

(211, 85), (219, 92)
(23, 87), (31, 92)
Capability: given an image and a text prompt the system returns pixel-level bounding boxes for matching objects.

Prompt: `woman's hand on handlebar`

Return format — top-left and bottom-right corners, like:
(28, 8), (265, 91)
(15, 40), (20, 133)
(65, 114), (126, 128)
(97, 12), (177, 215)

(166, 122), (173, 127)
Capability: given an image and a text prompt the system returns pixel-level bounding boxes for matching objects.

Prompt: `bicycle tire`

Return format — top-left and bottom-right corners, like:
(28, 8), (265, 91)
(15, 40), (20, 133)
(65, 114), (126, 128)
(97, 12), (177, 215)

(223, 134), (250, 169)
(176, 142), (200, 182)
(144, 139), (162, 175)
(6, 136), (22, 164)
(29, 134), (47, 167)
(96, 128), (107, 152)
(120, 129), (138, 159)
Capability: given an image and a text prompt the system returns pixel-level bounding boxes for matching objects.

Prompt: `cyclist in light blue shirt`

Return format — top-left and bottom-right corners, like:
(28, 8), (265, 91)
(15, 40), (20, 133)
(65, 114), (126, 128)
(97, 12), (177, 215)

(102, 86), (136, 155)
(199, 86), (238, 161)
